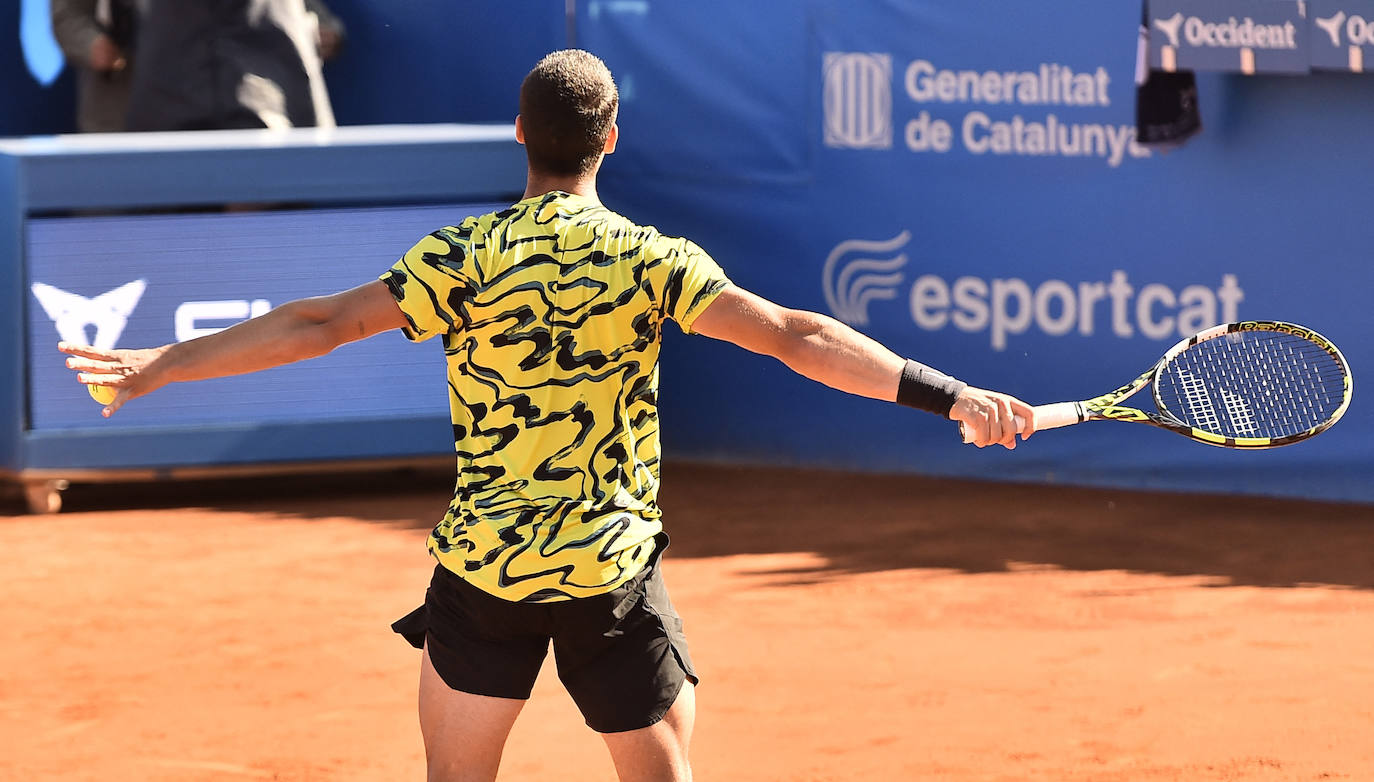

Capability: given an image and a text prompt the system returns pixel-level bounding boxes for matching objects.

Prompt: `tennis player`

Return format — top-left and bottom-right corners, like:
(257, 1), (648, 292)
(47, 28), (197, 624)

(59, 49), (1035, 782)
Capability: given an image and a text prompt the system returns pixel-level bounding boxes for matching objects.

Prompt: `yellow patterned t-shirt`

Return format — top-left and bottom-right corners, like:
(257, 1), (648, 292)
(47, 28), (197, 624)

(380, 191), (730, 602)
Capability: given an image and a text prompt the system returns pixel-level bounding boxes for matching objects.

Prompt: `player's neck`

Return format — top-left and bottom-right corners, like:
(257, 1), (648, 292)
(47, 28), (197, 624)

(523, 172), (600, 203)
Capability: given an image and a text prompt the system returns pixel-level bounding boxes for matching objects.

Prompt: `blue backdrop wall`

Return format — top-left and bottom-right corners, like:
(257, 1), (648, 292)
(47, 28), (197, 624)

(580, 1), (1374, 503)
(5, 0), (1372, 502)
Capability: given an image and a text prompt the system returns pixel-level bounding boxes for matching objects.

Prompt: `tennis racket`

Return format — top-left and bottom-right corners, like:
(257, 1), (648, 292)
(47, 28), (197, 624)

(962, 320), (1352, 448)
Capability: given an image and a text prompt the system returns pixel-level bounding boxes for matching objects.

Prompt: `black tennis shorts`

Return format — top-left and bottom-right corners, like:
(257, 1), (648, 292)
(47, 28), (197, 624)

(391, 534), (698, 734)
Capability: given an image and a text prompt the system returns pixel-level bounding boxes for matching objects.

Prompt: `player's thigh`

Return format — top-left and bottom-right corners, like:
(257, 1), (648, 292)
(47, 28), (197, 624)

(418, 643), (526, 782)
(600, 682), (696, 782)
(404, 565), (551, 781)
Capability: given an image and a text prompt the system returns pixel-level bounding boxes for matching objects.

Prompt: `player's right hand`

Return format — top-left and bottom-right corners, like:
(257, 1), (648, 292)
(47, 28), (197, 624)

(58, 342), (171, 418)
(950, 387), (1036, 450)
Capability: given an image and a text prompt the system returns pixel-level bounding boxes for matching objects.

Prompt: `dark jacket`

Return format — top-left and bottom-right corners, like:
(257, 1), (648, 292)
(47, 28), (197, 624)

(126, 0), (335, 131)
(50, 0), (138, 132)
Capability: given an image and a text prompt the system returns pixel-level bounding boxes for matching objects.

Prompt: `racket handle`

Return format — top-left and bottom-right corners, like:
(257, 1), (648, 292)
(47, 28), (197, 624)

(959, 402), (1085, 443)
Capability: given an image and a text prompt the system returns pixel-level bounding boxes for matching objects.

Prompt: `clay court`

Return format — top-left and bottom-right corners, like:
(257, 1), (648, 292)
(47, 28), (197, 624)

(4, 462), (1373, 781)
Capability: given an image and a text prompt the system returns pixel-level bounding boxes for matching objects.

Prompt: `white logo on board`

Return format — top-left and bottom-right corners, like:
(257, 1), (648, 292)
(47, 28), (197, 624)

(1157, 13), (1298, 50)
(1316, 11), (1374, 46)
(31, 280), (147, 350)
(821, 232), (1247, 351)
(1154, 12), (1185, 47)
(823, 52), (893, 149)
(822, 231), (909, 325)
(175, 299), (272, 342)
(1315, 11), (1348, 46)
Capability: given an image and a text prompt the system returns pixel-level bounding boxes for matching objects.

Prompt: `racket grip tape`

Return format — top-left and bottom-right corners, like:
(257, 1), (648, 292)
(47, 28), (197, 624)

(959, 402), (1085, 443)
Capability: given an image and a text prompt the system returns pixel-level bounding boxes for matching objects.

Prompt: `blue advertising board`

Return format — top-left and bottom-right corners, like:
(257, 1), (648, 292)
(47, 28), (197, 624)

(1308, 0), (1374, 71)
(25, 204), (503, 434)
(1, 126), (525, 486)
(1147, 0), (1309, 74)
(582, 0), (1374, 503)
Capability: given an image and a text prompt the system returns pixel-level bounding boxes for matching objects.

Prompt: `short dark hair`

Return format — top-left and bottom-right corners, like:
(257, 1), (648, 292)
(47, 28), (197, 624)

(519, 50), (619, 177)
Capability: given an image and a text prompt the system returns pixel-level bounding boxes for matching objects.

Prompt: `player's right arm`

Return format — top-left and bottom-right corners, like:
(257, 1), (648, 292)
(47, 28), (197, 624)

(58, 280), (409, 417)
(689, 284), (1033, 449)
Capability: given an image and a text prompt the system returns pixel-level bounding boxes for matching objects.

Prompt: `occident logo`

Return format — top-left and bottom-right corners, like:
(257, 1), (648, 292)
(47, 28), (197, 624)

(1315, 11), (1374, 46)
(1153, 12), (1185, 47)
(1154, 11), (1299, 49)
(822, 235), (1246, 351)
(822, 52), (893, 150)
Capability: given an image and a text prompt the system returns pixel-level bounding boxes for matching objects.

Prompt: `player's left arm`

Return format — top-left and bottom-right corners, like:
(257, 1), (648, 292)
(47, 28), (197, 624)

(689, 284), (1034, 448)
(58, 280), (409, 417)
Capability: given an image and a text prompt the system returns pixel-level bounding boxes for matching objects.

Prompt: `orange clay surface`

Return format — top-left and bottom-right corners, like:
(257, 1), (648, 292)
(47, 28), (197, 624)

(4, 462), (1374, 782)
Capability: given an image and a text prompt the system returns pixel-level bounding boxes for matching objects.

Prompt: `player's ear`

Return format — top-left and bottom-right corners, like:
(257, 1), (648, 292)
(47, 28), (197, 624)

(515, 115), (526, 145)
(603, 123), (618, 155)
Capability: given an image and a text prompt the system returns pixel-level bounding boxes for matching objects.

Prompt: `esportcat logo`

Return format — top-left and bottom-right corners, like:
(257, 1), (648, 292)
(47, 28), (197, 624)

(31, 280), (147, 350)
(823, 235), (1245, 351)
(822, 231), (909, 325)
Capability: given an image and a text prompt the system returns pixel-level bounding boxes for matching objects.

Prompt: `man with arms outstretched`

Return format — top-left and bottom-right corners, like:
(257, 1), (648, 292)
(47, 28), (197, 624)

(61, 49), (1034, 782)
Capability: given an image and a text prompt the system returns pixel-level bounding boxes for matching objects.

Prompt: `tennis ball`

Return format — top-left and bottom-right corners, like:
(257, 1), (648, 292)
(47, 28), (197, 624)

(88, 384), (117, 405)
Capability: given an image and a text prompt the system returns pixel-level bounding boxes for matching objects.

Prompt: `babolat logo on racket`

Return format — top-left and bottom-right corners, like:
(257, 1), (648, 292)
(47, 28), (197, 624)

(1236, 320), (1341, 358)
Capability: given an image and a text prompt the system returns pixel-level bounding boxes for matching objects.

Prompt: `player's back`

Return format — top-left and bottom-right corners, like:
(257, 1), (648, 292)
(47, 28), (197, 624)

(382, 191), (730, 600)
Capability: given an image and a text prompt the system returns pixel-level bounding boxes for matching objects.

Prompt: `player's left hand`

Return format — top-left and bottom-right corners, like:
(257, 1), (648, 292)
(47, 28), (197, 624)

(950, 386), (1036, 449)
(58, 342), (172, 418)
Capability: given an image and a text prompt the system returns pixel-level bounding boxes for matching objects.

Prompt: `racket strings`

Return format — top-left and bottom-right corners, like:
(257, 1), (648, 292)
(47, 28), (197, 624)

(1174, 368), (1223, 432)
(1156, 331), (1347, 439)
